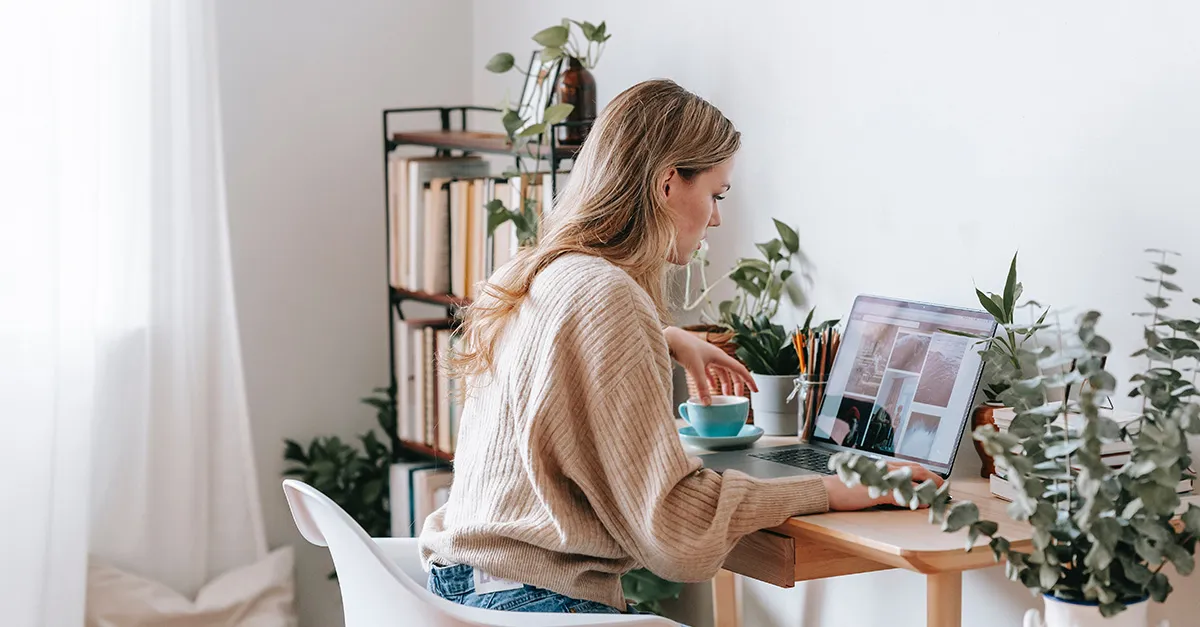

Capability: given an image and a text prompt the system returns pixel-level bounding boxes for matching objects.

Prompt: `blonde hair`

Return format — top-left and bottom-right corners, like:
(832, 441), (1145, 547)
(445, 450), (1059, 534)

(449, 78), (740, 382)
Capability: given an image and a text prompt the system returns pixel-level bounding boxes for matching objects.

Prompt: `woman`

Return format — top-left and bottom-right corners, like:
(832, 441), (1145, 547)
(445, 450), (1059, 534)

(418, 79), (942, 617)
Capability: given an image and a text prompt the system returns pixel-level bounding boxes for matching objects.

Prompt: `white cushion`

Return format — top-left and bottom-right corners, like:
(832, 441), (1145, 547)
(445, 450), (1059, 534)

(85, 547), (297, 627)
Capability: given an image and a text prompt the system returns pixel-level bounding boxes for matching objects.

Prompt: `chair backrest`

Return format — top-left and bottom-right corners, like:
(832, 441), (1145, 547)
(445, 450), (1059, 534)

(282, 479), (464, 627)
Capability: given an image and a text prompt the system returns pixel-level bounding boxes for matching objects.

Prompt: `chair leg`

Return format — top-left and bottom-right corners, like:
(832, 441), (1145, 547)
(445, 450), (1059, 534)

(712, 569), (741, 627)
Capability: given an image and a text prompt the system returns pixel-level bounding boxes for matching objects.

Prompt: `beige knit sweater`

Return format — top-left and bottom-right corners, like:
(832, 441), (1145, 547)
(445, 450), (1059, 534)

(418, 253), (829, 609)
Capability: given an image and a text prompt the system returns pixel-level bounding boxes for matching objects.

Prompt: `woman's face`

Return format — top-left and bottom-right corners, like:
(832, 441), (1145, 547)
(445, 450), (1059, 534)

(663, 159), (733, 265)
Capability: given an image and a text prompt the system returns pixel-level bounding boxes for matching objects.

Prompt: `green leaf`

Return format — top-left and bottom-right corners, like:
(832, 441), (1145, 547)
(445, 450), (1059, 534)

(1155, 263), (1177, 276)
(502, 110), (524, 136)
(283, 439), (308, 463)
(943, 501), (980, 533)
(1184, 504), (1200, 534)
(1148, 572), (1172, 602)
(532, 25), (569, 47)
(516, 123), (547, 138)
(1147, 296), (1170, 309)
(976, 288), (1007, 323)
(485, 52), (515, 73)
(1161, 280), (1183, 292)
(1165, 543), (1195, 576)
(756, 239), (783, 261)
(362, 479), (383, 504)
(780, 269), (794, 283)
(542, 103), (574, 126)
(1002, 253), (1018, 320)
(540, 46), (564, 63)
(576, 20), (598, 40)
(1043, 440), (1083, 458)
(773, 219), (800, 255)
(1038, 564), (1060, 590)
(596, 21), (609, 41)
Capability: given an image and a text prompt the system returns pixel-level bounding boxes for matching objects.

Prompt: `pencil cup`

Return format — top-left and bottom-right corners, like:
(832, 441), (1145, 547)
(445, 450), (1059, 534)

(790, 375), (827, 443)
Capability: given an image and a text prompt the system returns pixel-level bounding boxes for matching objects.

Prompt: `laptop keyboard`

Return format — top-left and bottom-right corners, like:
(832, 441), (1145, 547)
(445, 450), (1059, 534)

(750, 447), (836, 475)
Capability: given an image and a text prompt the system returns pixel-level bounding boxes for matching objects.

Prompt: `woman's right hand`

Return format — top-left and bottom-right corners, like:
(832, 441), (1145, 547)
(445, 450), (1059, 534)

(821, 461), (945, 511)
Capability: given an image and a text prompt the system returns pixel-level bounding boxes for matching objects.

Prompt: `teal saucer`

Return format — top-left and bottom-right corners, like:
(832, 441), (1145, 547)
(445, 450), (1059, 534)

(678, 424), (764, 450)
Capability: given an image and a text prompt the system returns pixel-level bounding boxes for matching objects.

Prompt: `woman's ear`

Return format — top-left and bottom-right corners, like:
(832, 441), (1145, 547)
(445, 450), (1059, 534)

(661, 168), (677, 198)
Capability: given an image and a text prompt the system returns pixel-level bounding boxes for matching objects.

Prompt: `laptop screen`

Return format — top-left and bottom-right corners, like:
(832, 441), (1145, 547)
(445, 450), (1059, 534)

(809, 295), (997, 475)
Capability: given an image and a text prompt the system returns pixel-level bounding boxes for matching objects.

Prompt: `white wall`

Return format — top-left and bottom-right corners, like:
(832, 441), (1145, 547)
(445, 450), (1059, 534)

(215, 2), (471, 625)
(473, 2), (1200, 626)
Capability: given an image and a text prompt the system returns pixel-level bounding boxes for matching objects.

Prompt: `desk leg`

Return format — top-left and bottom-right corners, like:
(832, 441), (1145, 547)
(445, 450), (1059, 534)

(926, 571), (962, 627)
(712, 569), (741, 627)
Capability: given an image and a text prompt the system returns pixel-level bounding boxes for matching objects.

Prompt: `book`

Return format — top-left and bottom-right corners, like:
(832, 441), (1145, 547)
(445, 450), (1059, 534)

(990, 473), (1195, 505)
(411, 467), (454, 536)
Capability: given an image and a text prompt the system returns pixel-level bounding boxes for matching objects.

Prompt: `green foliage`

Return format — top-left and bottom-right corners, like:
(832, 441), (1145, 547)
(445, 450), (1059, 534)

(942, 252), (1050, 405)
(621, 568), (684, 616)
(282, 387), (409, 578)
(830, 251), (1200, 617)
(684, 219), (807, 330)
(729, 314), (799, 376)
(483, 18), (612, 244)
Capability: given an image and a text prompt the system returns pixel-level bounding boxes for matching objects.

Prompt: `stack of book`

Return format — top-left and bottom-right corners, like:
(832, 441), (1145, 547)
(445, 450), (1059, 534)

(989, 405), (1195, 507)
(386, 154), (554, 299)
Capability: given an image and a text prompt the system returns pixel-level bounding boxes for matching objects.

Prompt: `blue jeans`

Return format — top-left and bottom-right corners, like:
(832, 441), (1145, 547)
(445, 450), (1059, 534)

(427, 563), (682, 622)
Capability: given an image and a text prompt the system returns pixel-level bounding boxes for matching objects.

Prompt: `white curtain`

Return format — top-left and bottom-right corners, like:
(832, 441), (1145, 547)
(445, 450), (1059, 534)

(1, 1), (280, 625)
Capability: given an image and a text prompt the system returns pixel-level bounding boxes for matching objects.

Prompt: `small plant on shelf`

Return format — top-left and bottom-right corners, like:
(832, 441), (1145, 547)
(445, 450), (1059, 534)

(829, 250), (1200, 621)
(482, 19), (611, 245)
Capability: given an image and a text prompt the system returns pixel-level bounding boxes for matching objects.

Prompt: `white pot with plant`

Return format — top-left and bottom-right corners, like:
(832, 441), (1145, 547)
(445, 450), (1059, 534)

(680, 220), (810, 434)
(830, 250), (1199, 627)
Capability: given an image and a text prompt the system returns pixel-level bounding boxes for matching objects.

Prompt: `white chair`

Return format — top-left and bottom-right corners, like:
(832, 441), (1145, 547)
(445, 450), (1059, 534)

(282, 479), (675, 627)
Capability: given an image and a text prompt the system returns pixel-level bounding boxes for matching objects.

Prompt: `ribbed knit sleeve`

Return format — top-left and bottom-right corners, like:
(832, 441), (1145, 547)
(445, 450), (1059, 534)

(539, 267), (829, 583)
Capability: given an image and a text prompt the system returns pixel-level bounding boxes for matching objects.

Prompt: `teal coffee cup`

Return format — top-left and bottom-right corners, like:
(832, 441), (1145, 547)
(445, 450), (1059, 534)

(678, 395), (750, 437)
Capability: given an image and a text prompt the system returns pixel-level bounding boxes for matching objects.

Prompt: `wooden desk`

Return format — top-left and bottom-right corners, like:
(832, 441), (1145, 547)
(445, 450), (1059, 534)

(680, 427), (1033, 627)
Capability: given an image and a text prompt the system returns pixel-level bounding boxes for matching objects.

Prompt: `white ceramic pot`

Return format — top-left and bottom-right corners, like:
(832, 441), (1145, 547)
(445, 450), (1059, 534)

(1024, 596), (1166, 627)
(751, 373), (799, 436)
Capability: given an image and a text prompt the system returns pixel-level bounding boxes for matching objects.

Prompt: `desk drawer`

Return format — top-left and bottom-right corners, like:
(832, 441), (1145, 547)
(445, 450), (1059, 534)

(724, 529), (893, 586)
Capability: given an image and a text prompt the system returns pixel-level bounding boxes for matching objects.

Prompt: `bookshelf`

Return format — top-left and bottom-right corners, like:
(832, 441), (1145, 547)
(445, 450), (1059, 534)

(381, 105), (584, 463)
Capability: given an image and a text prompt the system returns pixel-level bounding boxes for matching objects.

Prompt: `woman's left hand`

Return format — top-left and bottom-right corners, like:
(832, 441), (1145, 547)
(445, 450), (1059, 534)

(663, 326), (758, 405)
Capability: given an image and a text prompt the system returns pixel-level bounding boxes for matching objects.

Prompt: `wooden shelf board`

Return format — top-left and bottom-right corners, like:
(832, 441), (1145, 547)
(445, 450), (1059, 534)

(399, 439), (454, 463)
(391, 286), (471, 309)
(391, 130), (580, 159)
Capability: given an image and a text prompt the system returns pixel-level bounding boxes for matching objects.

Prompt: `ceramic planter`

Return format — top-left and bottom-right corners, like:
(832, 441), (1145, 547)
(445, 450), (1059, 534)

(1024, 595), (1166, 627)
(750, 373), (799, 436)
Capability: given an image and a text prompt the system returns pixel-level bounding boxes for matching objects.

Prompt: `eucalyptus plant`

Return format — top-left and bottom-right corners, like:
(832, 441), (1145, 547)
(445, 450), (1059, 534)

(482, 19), (611, 245)
(830, 251), (1200, 617)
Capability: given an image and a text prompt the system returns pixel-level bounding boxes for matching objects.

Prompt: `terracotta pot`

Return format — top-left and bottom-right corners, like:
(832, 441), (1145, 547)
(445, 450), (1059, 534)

(681, 324), (754, 423)
(556, 57), (596, 145)
(972, 402), (1006, 478)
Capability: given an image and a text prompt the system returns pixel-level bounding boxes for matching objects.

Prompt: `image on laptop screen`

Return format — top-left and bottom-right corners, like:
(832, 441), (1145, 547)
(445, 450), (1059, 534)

(809, 295), (997, 475)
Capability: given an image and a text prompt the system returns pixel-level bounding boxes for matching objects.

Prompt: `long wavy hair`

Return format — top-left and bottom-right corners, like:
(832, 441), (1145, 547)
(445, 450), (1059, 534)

(448, 78), (740, 383)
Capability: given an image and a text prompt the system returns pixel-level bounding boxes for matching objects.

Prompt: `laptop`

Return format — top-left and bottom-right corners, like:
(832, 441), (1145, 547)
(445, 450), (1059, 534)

(699, 294), (998, 480)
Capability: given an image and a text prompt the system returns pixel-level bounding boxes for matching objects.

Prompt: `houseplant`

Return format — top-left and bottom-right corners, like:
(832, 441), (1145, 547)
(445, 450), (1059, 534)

(483, 18), (611, 244)
(943, 252), (1050, 476)
(829, 251), (1200, 626)
(681, 219), (809, 432)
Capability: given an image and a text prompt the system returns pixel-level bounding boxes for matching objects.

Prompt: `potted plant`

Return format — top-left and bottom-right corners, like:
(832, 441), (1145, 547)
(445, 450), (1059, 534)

(942, 252), (1050, 477)
(830, 250), (1200, 627)
(679, 219), (809, 429)
(483, 18), (612, 244)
